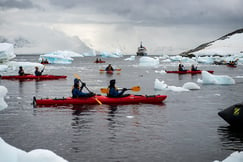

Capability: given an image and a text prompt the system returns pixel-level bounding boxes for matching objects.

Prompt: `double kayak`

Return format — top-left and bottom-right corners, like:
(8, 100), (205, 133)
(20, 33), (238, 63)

(218, 102), (243, 128)
(99, 69), (121, 74)
(0, 74), (67, 80)
(165, 70), (214, 74)
(33, 94), (167, 106)
(94, 61), (106, 63)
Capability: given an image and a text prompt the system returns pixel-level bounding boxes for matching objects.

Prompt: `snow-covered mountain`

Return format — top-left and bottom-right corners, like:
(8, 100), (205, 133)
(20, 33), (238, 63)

(180, 28), (243, 57)
(0, 34), (92, 55)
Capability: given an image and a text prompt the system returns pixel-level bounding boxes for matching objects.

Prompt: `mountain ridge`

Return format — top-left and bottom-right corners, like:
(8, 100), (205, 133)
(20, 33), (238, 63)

(180, 28), (243, 57)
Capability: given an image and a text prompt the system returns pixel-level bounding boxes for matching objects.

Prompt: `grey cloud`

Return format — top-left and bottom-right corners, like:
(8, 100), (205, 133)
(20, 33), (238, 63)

(0, 0), (36, 9)
(47, 0), (243, 26)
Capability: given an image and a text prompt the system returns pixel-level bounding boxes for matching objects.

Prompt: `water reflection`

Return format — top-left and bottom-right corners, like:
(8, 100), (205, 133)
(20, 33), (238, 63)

(218, 126), (243, 151)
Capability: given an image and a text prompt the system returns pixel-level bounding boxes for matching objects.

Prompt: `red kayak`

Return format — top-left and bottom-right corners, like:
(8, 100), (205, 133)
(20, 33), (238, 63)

(33, 94), (167, 106)
(1, 74), (67, 80)
(165, 70), (214, 74)
(94, 61), (106, 63)
(99, 69), (121, 74)
(226, 64), (237, 68)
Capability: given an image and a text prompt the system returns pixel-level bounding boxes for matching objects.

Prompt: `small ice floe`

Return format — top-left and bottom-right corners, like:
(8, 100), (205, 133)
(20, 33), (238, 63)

(197, 71), (235, 85)
(154, 79), (189, 92)
(0, 86), (8, 111)
(182, 82), (200, 90)
(155, 70), (166, 74)
(126, 116), (134, 119)
(0, 137), (68, 162)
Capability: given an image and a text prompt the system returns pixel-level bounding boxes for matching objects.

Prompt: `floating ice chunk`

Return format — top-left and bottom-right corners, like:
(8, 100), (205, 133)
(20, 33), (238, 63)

(182, 82), (200, 90)
(198, 71), (235, 85)
(213, 151), (243, 162)
(154, 79), (189, 92)
(155, 70), (166, 74)
(0, 86), (8, 111)
(124, 56), (135, 61)
(126, 116), (134, 119)
(139, 56), (159, 67)
(0, 43), (16, 61)
(0, 137), (68, 162)
(154, 79), (168, 90)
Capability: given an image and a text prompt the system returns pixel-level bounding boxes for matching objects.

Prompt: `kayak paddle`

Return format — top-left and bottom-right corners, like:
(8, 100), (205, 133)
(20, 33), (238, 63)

(100, 86), (141, 94)
(73, 73), (102, 105)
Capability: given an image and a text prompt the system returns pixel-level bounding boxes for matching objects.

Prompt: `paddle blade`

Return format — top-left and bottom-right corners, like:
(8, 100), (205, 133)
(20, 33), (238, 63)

(73, 73), (81, 80)
(130, 86), (140, 92)
(94, 97), (102, 105)
(100, 88), (109, 93)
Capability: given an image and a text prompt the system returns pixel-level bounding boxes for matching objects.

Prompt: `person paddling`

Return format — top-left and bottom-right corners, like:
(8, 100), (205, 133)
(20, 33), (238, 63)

(107, 79), (127, 97)
(105, 64), (114, 71)
(178, 63), (187, 71)
(191, 64), (198, 71)
(35, 66), (45, 76)
(72, 78), (95, 98)
(18, 66), (25, 76)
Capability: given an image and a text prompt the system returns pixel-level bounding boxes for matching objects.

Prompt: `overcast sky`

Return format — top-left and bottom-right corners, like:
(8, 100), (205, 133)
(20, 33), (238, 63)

(0, 0), (243, 54)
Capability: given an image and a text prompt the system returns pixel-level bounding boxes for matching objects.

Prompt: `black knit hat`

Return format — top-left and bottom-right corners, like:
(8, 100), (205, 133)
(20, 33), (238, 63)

(110, 79), (116, 85)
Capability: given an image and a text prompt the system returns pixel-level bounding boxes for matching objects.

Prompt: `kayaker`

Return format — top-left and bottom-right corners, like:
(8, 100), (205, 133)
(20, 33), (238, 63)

(191, 64), (197, 71)
(72, 78), (95, 98)
(35, 66), (45, 76)
(178, 63), (187, 71)
(18, 66), (25, 76)
(107, 79), (127, 97)
(105, 64), (114, 71)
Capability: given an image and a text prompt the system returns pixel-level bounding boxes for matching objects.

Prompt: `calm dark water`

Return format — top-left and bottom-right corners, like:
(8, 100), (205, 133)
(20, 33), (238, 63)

(0, 55), (243, 162)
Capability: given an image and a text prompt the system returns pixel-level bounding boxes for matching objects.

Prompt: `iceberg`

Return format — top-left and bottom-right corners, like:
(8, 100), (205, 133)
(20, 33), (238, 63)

(154, 79), (189, 92)
(0, 43), (16, 62)
(0, 65), (8, 72)
(197, 71), (235, 85)
(139, 56), (159, 67)
(0, 86), (8, 111)
(0, 137), (68, 162)
(39, 51), (77, 64)
(124, 56), (135, 61)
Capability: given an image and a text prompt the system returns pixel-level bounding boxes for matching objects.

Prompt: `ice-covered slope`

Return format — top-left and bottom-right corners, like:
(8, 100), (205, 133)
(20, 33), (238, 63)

(181, 29), (243, 56)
